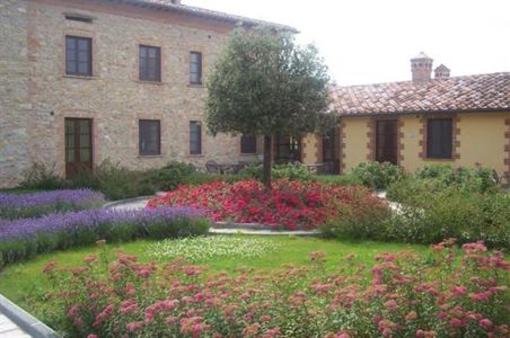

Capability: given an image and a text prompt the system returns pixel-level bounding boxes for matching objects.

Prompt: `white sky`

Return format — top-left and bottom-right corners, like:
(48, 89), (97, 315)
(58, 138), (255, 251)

(185, 0), (510, 85)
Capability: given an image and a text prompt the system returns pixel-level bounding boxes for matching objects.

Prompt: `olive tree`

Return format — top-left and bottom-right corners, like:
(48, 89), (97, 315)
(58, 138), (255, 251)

(206, 28), (330, 187)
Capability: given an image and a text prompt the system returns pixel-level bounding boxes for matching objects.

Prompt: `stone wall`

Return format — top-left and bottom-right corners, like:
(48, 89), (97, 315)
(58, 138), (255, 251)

(1, 0), (263, 188)
(0, 0), (31, 188)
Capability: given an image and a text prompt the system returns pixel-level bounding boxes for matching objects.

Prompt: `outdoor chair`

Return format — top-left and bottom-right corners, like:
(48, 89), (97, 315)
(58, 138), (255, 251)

(205, 160), (221, 174)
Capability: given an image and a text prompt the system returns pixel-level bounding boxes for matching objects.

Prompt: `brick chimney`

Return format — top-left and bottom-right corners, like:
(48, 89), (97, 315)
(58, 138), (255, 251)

(410, 52), (433, 82)
(434, 64), (450, 79)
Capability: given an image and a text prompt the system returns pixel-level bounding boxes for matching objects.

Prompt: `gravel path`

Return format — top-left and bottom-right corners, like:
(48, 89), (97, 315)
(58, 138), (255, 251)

(106, 197), (150, 212)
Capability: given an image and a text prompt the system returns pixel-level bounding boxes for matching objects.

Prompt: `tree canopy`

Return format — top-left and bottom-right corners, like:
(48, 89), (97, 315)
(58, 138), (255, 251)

(206, 28), (331, 186)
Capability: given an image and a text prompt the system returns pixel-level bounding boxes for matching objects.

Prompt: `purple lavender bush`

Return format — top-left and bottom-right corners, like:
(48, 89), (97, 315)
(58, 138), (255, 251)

(0, 189), (105, 220)
(0, 207), (209, 266)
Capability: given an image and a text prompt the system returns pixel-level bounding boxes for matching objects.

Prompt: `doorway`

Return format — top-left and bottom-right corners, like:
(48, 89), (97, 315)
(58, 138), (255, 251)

(65, 118), (92, 178)
(375, 119), (398, 164)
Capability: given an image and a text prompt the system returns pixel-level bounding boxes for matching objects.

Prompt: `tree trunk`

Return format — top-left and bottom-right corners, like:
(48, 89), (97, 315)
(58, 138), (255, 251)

(263, 135), (273, 189)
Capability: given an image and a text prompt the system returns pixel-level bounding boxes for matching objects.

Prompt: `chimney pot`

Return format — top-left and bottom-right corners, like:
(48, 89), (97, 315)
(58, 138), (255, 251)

(411, 52), (433, 82)
(434, 64), (450, 79)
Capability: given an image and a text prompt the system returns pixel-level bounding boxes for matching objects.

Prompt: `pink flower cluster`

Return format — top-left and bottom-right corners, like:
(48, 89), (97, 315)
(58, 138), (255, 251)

(43, 240), (510, 337)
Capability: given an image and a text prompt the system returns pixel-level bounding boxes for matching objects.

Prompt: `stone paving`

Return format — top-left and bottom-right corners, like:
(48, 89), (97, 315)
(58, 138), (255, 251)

(0, 314), (30, 337)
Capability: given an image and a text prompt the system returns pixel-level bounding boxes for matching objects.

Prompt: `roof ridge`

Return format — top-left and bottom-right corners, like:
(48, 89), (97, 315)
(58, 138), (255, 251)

(333, 71), (510, 90)
(106, 0), (298, 32)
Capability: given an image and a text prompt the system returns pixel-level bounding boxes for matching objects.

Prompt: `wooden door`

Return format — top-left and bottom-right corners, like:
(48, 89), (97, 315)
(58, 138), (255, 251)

(65, 118), (92, 178)
(375, 120), (398, 164)
(322, 127), (340, 174)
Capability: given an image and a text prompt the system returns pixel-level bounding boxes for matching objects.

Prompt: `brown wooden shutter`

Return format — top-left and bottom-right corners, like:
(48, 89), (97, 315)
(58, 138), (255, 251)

(427, 118), (452, 159)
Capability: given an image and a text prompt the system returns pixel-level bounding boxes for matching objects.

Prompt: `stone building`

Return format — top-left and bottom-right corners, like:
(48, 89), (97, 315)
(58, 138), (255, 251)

(0, 0), (298, 187)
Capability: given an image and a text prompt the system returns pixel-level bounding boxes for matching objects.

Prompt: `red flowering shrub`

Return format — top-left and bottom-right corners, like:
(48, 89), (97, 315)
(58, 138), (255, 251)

(147, 179), (387, 230)
(43, 239), (510, 337)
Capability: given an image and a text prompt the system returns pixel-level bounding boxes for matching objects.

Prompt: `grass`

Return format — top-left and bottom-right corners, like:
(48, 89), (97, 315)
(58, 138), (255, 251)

(0, 236), (427, 308)
(0, 187), (44, 194)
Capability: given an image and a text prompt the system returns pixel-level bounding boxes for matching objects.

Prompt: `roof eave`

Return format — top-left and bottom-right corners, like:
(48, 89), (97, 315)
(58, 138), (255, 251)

(104, 0), (298, 33)
(335, 107), (510, 118)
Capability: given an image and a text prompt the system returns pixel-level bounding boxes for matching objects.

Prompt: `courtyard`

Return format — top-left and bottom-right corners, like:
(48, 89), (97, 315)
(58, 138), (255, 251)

(0, 162), (509, 337)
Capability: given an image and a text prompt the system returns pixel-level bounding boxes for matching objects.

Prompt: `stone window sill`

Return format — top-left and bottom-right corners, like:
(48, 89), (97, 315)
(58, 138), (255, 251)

(188, 83), (204, 88)
(138, 154), (164, 159)
(188, 154), (204, 158)
(63, 74), (96, 80)
(423, 157), (455, 161)
(136, 80), (164, 85)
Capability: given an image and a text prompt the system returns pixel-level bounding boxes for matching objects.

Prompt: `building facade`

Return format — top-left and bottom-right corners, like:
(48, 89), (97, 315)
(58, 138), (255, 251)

(329, 53), (510, 181)
(0, 0), (301, 187)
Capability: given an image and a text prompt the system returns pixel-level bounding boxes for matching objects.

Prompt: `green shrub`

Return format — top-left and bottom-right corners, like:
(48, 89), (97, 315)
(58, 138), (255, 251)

(19, 161), (156, 201)
(145, 161), (196, 191)
(20, 162), (66, 190)
(387, 164), (501, 203)
(386, 177), (441, 204)
(387, 188), (510, 248)
(74, 160), (156, 200)
(350, 161), (405, 190)
(320, 193), (392, 240)
(182, 172), (242, 186)
(312, 174), (363, 186)
(239, 162), (313, 181)
(237, 162), (263, 179)
(274, 163), (313, 180)
(415, 164), (499, 193)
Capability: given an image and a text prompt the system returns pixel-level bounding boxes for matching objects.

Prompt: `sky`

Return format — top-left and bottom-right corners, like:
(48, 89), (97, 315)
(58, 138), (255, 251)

(185, 0), (510, 85)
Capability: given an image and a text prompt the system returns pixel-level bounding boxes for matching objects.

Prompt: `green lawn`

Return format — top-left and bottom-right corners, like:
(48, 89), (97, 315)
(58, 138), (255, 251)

(0, 236), (427, 309)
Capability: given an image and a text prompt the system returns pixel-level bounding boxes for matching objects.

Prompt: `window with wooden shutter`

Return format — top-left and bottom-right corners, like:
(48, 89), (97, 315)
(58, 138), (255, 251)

(66, 36), (92, 76)
(139, 45), (161, 82)
(426, 118), (453, 159)
(241, 135), (257, 154)
(190, 52), (202, 85)
(190, 121), (202, 155)
(139, 120), (161, 155)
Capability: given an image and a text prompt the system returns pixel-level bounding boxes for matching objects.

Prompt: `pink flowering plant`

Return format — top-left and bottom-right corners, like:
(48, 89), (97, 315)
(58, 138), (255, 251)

(42, 239), (510, 337)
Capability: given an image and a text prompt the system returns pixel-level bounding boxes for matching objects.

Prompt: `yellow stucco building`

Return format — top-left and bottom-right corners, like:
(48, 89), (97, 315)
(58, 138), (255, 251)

(303, 53), (510, 181)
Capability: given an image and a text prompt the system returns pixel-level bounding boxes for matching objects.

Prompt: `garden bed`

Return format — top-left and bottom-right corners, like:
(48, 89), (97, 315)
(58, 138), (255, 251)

(0, 189), (105, 220)
(147, 179), (388, 230)
(0, 207), (209, 267)
(8, 237), (508, 337)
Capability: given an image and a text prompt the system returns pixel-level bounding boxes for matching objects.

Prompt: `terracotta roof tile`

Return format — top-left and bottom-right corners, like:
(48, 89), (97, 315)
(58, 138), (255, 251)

(330, 72), (510, 116)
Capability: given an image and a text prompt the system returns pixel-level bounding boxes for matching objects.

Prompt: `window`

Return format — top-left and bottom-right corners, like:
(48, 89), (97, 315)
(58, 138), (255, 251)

(275, 135), (301, 162)
(322, 128), (336, 162)
(139, 45), (161, 82)
(65, 14), (93, 23)
(241, 135), (257, 154)
(139, 120), (161, 155)
(190, 51), (202, 85)
(189, 121), (202, 155)
(427, 118), (453, 159)
(65, 36), (92, 76)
